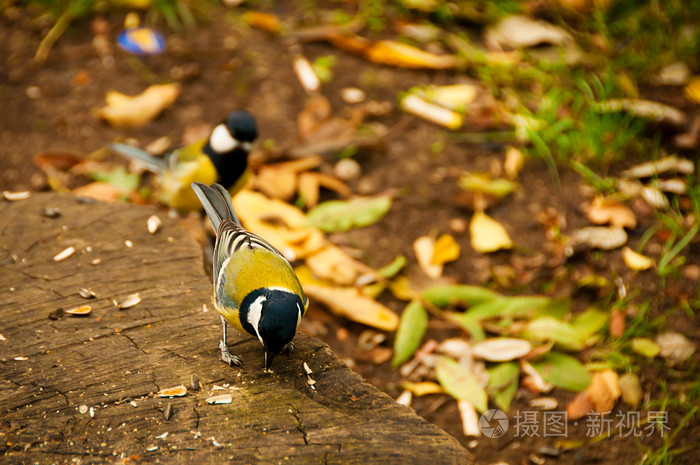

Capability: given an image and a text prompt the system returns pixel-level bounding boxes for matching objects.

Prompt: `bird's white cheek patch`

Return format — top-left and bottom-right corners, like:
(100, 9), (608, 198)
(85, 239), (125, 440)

(247, 295), (266, 344)
(210, 124), (238, 153)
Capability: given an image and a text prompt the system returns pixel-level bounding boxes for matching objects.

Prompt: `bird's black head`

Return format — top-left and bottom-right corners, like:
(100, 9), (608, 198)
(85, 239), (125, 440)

(224, 110), (258, 143)
(239, 288), (304, 371)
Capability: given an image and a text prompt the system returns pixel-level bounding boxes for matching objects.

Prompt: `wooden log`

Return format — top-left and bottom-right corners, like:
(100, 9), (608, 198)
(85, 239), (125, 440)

(0, 193), (471, 464)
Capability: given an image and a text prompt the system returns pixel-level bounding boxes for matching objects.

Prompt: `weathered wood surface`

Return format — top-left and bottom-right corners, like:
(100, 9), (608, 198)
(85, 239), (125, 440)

(0, 193), (470, 464)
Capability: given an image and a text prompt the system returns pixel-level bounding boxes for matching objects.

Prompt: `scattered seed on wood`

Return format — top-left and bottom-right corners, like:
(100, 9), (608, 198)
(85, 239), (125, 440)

(48, 308), (65, 320)
(163, 402), (172, 420)
(89, 406), (95, 417)
(130, 401), (138, 408)
(303, 362), (313, 375)
(65, 305), (92, 316)
(14, 356), (28, 361)
(3, 191), (31, 201)
(206, 394), (232, 404)
(529, 454), (545, 465)
(209, 437), (222, 448)
(307, 378), (316, 386)
(147, 215), (162, 234)
(190, 374), (200, 391)
(118, 293), (141, 309)
(91, 258), (102, 265)
(78, 405), (88, 414)
(40, 207), (61, 218)
(53, 246), (76, 261)
(341, 87), (366, 104)
(0, 333), (6, 341)
(155, 432), (169, 439)
(537, 447), (561, 457)
(157, 385), (187, 397)
(78, 288), (96, 299)
(396, 390), (412, 406)
(125, 240), (134, 248)
(146, 445), (158, 452)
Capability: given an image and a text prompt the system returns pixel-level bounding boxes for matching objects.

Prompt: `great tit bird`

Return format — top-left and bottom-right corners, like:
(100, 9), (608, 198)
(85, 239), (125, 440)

(191, 182), (308, 371)
(108, 111), (258, 211)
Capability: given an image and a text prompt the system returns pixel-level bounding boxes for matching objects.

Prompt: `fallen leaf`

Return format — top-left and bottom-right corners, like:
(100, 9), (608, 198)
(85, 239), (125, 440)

(422, 285), (501, 308)
(400, 94), (463, 129)
(432, 234), (461, 266)
(622, 247), (654, 270)
(621, 155), (695, 178)
(617, 372), (642, 408)
(522, 317), (586, 351)
(585, 369), (621, 413)
(504, 146), (525, 179)
(631, 337), (660, 358)
(241, 11), (282, 34)
(470, 211), (513, 253)
(655, 332), (695, 365)
(458, 173), (517, 198)
(585, 197), (637, 229)
(297, 172), (320, 208)
(570, 226), (627, 250)
(458, 400), (481, 437)
(413, 236), (442, 279)
(485, 15), (574, 50)
(377, 255), (407, 279)
(254, 166), (298, 201)
(566, 392), (594, 420)
(93, 83), (180, 128)
(401, 381), (444, 396)
(305, 244), (379, 286)
(530, 352), (591, 392)
(653, 61), (691, 86)
(307, 195), (392, 233)
(392, 300), (429, 367)
(364, 39), (461, 69)
(520, 360), (554, 394)
(436, 356), (488, 412)
(684, 75), (700, 104)
(297, 270), (398, 331)
(570, 307), (608, 341)
(640, 186), (670, 210)
(293, 55), (321, 93)
(472, 338), (532, 362)
(607, 309), (626, 340)
(73, 182), (124, 202)
(418, 84), (478, 110)
(593, 98), (686, 127)
(233, 189), (326, 260)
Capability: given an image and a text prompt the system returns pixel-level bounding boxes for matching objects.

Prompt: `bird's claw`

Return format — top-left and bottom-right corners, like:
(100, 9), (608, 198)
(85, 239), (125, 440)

(219, 340), (243, 367)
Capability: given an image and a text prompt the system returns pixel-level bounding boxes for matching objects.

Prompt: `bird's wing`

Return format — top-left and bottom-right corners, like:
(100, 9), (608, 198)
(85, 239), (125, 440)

(107, 143), (168, 172)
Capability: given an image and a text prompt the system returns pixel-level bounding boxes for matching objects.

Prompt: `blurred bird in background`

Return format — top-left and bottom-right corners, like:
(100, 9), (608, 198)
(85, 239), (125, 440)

(108, 110), (257, 211)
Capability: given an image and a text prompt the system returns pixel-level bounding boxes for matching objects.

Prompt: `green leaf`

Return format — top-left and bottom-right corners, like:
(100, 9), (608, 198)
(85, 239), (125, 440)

(465, 296), (569, 321)
(531, 352), (591, 392)
(487, 362), (519, 391)
(306, 195), (392, 233)
(458, 173), (517, 197)
(435, 357), (488, 412)
(422, 285), (501, 308)
(492, 376), (518, 412)
(391, 301), (428, 367)
(570, 307), (608, 338)
(630, 337), (660, 358)
(445, 312), (486, 341)
(378, 255), (406, 279)
(90, 166), (139, 193)
(521, 316), (586, 351)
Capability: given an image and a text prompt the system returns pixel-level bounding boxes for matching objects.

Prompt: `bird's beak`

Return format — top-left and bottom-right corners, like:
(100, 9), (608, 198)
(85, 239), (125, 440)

(264, 349), (275, 372)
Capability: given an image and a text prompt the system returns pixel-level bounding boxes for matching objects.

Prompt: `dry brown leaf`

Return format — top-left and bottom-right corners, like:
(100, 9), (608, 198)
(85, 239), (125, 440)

(472, 338), (532, 362)
(365, 40), (461, 69)
(594, 99), (687, 127)
(684, 75), (700, 104)
(585, 197), (637, 229)
(655, 332), (695, 365)
(241, 11), (282, 34)
(621, 155), (695, 178)
(618, 372), (642, 408)
(420, 84), (478, 110)
(586, 369), (621, 413)
(566, 391), (594, 420)
(609, 309), (625, 338)
(414, 236), (442, 279)
(570, 226), (627, 250)
(93, 84), (180, 128)
(307, 172), (352, 197)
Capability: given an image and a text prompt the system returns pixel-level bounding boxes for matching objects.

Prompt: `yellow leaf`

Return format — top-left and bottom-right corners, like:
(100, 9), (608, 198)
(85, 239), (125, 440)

(470, 211), (513, 253)
(424, 84), (477, 110)
(298, 172), (320, 208)
(93, 84), (180, 128)
(504, 146), (525, 179)
(388, 276), (421, 301)
(432, 234), (461, 265)
(683, 76), (700, 105)
(585, 369), (621, 414)
(305, 244), (379, 286)
(400, 94), (463, 129)
(401, 380), (444, 396)
(413, 236), (442, 279)
(585, 197), (637, 229)
(621, 247), (654, 271)
(253, 166), (298, 201)
(232, 189), (325, 261)
(365, 40), (460, 69)
(299, 279), (399, 332)
(241, 11), (282, 34)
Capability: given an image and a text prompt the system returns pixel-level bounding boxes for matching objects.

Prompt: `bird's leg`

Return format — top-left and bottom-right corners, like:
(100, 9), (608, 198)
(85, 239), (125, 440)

(219, 315), (243, 367)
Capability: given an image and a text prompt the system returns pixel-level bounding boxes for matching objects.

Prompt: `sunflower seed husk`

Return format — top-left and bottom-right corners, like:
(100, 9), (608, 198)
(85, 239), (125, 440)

(163, 402), (173, 420)
(3, 191), (31, 201)
(65, 305), (92, 316)
(147, 215), (162, 234)
(190, 374), (200, 391)
(118, 293), (141, 309)
(206, 394), (232, 404)
(53, 246), (76, 261)
(78, 288), (96, 299)
(157, 385), (187, 397)
(40, 207), (61, 218)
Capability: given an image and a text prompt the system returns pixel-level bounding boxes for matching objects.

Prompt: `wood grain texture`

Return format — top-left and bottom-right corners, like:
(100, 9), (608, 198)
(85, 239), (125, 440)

(0, 193), (471, 464)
